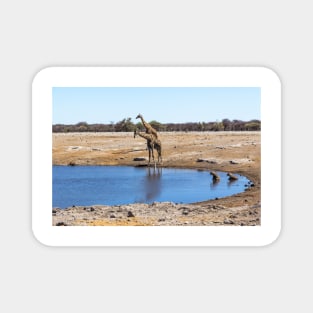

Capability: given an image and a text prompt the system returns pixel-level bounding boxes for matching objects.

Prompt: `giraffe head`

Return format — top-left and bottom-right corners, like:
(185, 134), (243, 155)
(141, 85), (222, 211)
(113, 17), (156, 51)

(136, 114), (142, 119)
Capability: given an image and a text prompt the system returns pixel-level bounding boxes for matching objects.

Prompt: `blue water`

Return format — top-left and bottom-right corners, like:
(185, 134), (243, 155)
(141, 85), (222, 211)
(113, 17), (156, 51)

(52, 165), (251, 208)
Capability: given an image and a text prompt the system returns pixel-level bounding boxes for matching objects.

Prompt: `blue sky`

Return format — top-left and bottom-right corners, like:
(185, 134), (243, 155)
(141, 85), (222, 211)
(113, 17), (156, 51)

(52, 87), (260, 124)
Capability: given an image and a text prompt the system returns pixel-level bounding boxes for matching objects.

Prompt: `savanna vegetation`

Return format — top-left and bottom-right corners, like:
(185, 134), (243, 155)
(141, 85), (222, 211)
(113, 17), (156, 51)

(52, 118), (261, 133)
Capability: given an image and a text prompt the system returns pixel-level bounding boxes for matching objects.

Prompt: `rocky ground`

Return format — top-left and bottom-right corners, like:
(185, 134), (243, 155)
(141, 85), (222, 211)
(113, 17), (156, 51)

(52, 131), (261, 226)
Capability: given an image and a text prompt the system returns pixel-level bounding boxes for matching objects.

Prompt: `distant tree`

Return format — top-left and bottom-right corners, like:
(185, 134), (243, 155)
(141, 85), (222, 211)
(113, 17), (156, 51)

(76, 121), (88, 127)
(164, 123), (176, 131)
(109, 121), (115, 132)
(52, 118), (261, 133)
(72, 121), (88, 132)
(212, 120), (224, 131)
(222, 119), (232, 131)
(244, 120), (261, 131)
(149, 120), (163, 131)
(232, 119), (245, 131)
(135, 122), (144, 131)
(114, 118), (135, 132)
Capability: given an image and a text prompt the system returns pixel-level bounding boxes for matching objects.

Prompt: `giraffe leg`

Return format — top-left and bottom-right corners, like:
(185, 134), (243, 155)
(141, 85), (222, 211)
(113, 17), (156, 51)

(151, 143), (155, 162)
(152, 144), (159, 170)
(157, 146), (162, 165)
(148, 141), (153, 166)
(148, 147), (151, 166)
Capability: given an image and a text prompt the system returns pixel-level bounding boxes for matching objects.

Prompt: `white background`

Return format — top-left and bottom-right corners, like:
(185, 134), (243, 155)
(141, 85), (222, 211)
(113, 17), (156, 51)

(33, 67), (280, 247)
(0, 1), (310, 312)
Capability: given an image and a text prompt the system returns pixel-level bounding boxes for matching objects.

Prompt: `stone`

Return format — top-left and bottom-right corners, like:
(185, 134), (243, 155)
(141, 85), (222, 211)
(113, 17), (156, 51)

(210, 171), (220, 181)
(196, 158), (206, 162)
(223, 219), (234, 225)
(227, 173), (238, 180)
(207, 160), (217, 164)
(182, 209), (189, 215)
(127, 211), (135, 218)
(84, 207), (95, 212)
(230, 160), (239, 164)
(133, 157), (146, 161)
(179, 207), (190, 215)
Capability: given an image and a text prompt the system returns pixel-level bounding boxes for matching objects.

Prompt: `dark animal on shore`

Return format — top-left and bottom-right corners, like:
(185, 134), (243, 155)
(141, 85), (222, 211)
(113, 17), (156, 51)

(227, 173), (238, 181)
(210, 171), (220, 182)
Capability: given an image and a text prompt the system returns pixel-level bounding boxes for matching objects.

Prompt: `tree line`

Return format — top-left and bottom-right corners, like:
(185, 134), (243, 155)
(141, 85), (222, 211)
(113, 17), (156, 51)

(53, 118), (261, 133)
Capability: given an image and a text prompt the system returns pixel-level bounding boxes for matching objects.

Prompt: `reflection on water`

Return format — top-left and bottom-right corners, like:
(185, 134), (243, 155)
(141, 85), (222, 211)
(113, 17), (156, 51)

(53, 166), (251, 208)
(227, 180), (236, 187)
(210, 180), (219, 189)
(142, 167), (162, 201)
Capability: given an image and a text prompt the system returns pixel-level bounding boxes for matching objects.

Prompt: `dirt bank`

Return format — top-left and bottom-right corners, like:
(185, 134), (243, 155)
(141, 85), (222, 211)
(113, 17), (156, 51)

(52, 131), (261, 226)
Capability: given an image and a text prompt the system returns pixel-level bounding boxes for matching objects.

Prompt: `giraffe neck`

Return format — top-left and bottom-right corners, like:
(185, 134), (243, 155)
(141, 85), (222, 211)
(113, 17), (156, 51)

(137, 131), (154, 141)
(138, 115), (147, 127)
(138, 115), (158, 138)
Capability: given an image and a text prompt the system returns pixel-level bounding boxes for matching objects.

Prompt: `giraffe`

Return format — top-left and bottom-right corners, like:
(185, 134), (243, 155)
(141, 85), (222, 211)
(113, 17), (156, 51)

(134, 129), (155, 164)
(136, 114), (158, 139)
(134, 129), (162, 165)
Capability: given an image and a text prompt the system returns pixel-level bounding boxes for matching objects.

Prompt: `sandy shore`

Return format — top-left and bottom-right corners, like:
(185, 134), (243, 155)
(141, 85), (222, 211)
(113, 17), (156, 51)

(52, 131), (261, 226)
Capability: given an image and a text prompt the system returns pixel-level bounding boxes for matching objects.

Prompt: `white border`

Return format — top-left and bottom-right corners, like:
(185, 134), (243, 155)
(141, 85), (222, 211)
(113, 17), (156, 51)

(32, 67), (281, 247)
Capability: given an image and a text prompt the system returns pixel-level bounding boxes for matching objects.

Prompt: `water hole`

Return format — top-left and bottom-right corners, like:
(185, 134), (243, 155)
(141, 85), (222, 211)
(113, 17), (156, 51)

(53, 165), (252, 208)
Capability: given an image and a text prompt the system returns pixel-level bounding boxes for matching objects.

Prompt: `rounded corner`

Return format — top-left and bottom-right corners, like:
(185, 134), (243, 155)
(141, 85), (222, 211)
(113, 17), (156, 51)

(259, 66), (282, 87)
(32, 66), (56, 88)
(260, 224), (282, 247)
(31, 226), (54, 248)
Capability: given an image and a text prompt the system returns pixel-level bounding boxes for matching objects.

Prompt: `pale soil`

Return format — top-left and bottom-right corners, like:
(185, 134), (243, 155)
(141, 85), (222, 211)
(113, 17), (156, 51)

(52, 131), (261, 226)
